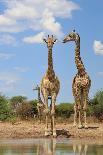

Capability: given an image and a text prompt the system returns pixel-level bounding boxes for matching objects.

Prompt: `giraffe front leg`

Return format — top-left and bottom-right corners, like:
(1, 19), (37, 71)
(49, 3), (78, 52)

(44, 96), (50, 136)
(83, 92), (88, 129)
(78, 104), (83, 129)
(51, 94), (56, 137)
(73, 104), (77, 127)
(83, 102), (88, 129)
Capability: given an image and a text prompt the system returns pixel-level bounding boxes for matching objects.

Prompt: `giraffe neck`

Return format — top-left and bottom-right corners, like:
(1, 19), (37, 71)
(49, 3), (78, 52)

(38, 88), (41, 102)
(48, 48), (53, 70)
(47, 48), (55, 79)
(75, 38), (86, 75)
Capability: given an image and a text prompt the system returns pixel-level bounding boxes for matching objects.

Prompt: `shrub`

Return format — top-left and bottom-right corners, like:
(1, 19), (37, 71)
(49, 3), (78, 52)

(56, 103), (73, 118)
(89, 90), (103, 121)
(0, 94), (11, 121)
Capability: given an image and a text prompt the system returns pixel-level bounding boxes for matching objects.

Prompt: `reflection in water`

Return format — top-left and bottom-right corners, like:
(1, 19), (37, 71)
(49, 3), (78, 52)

(37, 139), (56, 155)
(0, 138), (103, 155)
(73, 144), (88, 155)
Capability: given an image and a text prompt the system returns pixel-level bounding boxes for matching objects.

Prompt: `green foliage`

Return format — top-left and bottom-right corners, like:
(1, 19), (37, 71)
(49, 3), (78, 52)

(56, 103), (73, 118)
(10, 95), (27, 117)
(0, 94), (11, 121)
(0, 89), (103, 121)
(29, 100), (38, 116)
(10, 96), (27, 109)
(89, 90), (103, 120)
(16, 101), (32, 119)
(16, 100), (38, 119)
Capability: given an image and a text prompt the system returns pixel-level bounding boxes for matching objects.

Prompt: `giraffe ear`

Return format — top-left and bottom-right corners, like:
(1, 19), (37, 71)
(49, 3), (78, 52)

(43, 38), (47, 43)
(54, 38), (57, 43)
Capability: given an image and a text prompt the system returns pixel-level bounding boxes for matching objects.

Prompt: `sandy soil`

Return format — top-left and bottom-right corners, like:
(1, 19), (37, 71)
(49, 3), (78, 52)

(0, 120), (103, 140)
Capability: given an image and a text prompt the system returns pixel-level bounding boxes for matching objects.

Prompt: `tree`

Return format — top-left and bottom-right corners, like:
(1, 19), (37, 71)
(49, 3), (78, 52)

(10, 96), (27, 114)
(0, 94), (11, 120)
(16, 101), (32, 119)
(89, 90), (103, 120)
(56, 103), (73, 118)
(15, 99), (38, 119)
(29, 100), (38, 117)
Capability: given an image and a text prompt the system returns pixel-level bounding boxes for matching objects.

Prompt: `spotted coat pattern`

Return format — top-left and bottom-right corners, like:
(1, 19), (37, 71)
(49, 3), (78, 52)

(63, 30), (91, 128)
(40, 35), (60, 136)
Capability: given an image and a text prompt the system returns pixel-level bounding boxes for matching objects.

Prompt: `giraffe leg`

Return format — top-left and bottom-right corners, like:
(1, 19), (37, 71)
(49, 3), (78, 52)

(83, 90), (88, 129)
(77, 90), (83, 129)
(39, 108), (42, 123)
(73, 104), (77, 127)
(72, 83), (82, 128)
(74, 92), (82, 129)
(51, 94), (56, 137)
(37, 106), (40, 120)
(44, 96), (50, 136)
(78, 105), (83, 129)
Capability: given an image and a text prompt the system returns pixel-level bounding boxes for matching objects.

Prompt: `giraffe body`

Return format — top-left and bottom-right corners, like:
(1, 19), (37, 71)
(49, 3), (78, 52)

(40, 35), (60, 136)
(33, 85), (44, 122)
(63, 30), (91, 128)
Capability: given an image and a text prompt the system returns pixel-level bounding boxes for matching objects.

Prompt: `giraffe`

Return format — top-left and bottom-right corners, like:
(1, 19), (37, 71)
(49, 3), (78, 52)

(63, 30), (91, 129)
(33, 85), (44, 122)
(40, 35), (60, 136)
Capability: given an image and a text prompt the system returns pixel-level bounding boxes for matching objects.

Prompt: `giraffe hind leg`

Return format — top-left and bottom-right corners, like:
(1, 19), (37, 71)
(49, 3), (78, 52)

(83, 90), (89, 129)
(73, 94), (83, 129)
(51, 94), (57, 137)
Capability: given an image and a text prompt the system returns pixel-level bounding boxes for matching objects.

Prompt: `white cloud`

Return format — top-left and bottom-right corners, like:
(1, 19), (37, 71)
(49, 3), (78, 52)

(23, 32), (45, 44)
(93, 40), (103, 55)
(0, 72), (20, 93)
(0, 34), (16, 45)
(0, 0), (79, 38)
(0, 52), (15, 60)
(14, 67), (30, 72)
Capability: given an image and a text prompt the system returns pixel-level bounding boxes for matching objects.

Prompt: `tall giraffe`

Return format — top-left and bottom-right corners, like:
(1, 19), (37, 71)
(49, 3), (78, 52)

(40, 35), (60, 136)
(33, 85), (44, 121)
(63, 30), (91, 128)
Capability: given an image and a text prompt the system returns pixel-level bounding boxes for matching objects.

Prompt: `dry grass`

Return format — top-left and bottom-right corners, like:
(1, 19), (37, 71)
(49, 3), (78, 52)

(0, 118), (103, 139)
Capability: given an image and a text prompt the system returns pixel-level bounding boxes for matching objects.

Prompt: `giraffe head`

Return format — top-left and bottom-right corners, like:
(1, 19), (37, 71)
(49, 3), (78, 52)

(43, 35), (57, 49)
(63, 30), (80, 44)
(33, 84), (39, 91)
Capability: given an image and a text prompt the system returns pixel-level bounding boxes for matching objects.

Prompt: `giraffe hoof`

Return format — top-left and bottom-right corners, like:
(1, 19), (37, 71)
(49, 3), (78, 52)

(53, 129), (57, 137)
(53, 132), (57, 137)
(78, 125), (83, 129)
(45, 128), (50, 136)
(73, 123), (77, 127)
(84, 125), (88, 129)
(45, 131), (50, 136)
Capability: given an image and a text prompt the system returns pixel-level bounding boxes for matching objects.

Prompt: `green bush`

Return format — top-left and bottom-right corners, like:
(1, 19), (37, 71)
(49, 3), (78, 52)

(0, 94), (11, 121)
(89, 90), (103, 120)
(16, 100), (38, 119)
(56, 103), (73, 118)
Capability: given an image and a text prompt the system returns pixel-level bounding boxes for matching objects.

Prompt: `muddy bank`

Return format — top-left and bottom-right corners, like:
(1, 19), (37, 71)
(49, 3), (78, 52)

(0, 121), (103, 139)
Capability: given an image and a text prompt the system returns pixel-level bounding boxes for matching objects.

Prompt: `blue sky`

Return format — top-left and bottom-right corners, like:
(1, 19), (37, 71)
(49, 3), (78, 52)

(0, 0), (103, 103)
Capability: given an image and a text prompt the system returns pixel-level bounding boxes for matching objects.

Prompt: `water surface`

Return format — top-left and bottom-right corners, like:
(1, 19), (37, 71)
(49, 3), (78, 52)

(0, 138), (103, 155)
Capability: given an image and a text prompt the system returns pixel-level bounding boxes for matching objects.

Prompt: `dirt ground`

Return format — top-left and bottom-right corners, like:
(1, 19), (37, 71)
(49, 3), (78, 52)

(0, 120), (103, 140)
